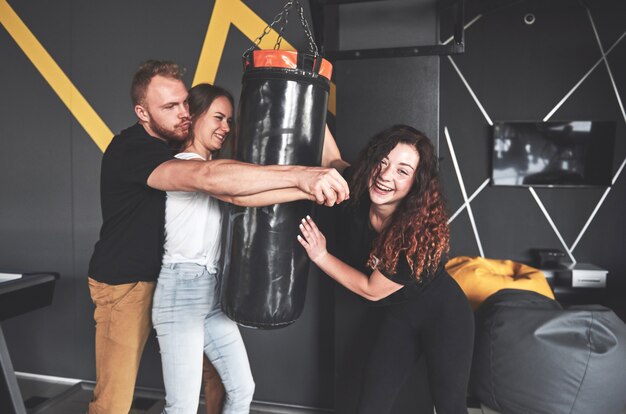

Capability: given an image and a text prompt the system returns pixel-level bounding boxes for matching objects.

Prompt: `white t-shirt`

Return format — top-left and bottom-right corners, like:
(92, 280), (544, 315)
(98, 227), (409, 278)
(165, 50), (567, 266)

(162, 152), (223, 272)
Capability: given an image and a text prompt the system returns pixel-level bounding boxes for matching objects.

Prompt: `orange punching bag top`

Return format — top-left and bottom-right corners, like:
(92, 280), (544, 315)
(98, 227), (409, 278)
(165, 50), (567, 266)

(247, 50), (333, 80)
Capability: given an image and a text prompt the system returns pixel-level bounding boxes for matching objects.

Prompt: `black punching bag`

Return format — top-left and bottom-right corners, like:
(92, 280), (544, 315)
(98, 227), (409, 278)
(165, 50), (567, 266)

(220, 49), (333, 329)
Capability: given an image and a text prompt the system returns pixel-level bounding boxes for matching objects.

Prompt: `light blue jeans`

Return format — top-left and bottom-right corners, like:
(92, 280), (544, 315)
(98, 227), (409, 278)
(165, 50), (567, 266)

(152, 263), (254, 414)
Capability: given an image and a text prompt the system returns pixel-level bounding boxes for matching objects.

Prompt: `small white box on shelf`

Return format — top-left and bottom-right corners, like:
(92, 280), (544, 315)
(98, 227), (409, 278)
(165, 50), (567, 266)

(569, 263), (607, 288)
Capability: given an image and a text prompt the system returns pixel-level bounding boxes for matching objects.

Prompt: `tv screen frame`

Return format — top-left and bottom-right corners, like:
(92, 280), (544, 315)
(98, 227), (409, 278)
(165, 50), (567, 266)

(490, 120), (616, 188)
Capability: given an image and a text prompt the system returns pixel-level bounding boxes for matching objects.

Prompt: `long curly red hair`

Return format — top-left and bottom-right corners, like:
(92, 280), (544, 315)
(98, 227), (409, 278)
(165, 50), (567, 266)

(350, 125), (450, 280)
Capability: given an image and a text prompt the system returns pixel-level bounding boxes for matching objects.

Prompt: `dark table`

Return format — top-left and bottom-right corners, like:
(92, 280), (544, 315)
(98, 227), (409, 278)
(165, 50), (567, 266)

(0, 272), (59, 414)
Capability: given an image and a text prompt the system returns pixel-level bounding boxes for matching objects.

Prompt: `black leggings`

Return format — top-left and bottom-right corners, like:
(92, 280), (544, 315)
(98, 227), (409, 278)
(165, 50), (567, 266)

(357, 272), (474, 414)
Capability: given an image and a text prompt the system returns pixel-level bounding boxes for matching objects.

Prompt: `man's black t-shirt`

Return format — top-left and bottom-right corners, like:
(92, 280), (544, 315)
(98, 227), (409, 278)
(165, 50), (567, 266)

(88, 123), (174, 284)
(336, 168), (443, 306)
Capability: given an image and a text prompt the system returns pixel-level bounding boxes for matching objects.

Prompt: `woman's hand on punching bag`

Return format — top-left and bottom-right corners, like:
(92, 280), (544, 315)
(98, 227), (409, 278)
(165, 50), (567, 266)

(297, 216), (328, 263)
(297, 167), (349, 206)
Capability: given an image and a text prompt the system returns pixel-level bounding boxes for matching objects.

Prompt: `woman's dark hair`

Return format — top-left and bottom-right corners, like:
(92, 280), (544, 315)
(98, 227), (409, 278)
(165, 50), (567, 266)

(350, 125), (450, 280)
(182, 83), (235, 153)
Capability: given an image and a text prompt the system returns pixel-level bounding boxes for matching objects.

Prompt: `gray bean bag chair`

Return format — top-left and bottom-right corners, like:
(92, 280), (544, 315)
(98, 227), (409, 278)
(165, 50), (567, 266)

(470, 289), (626, 414)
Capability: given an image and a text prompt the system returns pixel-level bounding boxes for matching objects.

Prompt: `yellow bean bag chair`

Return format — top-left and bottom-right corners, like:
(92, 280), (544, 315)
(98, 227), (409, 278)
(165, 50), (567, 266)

(445, 256), (555, 310)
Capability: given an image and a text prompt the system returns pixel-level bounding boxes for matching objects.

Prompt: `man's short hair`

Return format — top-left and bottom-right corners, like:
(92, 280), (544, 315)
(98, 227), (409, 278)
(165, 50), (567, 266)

(130, 60), (185, 106)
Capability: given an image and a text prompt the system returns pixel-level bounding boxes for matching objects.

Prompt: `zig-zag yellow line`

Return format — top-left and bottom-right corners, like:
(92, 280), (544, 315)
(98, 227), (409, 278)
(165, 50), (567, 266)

(0, 0), (113, 152)
(0, 0), (335, 154)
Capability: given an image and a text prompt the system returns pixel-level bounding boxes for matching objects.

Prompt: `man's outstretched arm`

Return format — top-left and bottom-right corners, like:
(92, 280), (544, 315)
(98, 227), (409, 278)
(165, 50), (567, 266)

(147, 158), (349, 206)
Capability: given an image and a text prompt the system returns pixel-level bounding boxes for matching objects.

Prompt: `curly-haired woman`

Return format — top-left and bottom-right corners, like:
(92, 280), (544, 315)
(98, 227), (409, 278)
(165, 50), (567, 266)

(299, 125), (474, 413)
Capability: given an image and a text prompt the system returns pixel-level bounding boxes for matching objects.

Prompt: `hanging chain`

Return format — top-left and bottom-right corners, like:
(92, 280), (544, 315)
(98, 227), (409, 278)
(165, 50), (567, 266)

(243, 1), (294, 57)
(274, 5), (291, 50)
(295, 1), (319, 56)
(243, 0), (319, 58)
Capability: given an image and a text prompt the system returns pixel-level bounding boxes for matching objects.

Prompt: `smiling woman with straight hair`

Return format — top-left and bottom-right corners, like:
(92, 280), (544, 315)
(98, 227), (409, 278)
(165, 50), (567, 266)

(152, 83), (328, 414)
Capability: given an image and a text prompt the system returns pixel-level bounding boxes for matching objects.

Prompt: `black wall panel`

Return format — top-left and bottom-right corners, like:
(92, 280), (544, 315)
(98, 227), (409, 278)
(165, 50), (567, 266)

(335, 56), (440, 162)
(440, 0), (626, 279)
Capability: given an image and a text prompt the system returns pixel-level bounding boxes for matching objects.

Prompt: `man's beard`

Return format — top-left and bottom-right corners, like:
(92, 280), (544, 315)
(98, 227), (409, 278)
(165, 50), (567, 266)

(149, 119), (189, 142)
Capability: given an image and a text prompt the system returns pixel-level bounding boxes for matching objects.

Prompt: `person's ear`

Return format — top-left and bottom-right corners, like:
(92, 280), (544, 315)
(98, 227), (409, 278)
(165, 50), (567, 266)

(135, 104), (150, 123)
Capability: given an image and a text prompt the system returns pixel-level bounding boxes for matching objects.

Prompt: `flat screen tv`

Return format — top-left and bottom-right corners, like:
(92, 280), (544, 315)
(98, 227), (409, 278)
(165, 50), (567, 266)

(491, 121), (616, 187)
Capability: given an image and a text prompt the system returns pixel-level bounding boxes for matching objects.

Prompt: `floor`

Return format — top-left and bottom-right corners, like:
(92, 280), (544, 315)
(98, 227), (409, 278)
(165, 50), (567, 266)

(16, 376), (331, 414)
(14, 374), (503, 414)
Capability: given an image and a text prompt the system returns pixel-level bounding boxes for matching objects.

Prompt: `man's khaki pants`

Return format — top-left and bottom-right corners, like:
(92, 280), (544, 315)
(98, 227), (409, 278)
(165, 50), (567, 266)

(87, 277), (155, 414)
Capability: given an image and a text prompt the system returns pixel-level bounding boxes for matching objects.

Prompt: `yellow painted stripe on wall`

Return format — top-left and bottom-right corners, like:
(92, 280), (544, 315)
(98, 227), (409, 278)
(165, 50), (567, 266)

(192, 0), (232, 86)
(193, 0), (336, 115)
(0, 0), (113, 152)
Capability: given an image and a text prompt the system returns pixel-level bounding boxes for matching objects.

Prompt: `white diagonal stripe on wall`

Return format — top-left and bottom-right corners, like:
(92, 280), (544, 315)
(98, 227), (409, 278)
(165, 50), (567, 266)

(570, 186), (612, 252)
(441, 14), (483, 45)
(445, 127), (485, 257)
(448, 178), (490, 223)
(587, 10), (626, 124)
(570, 156), (626, 251)
(528, 187), (576, 263)
(543, 59), (603, 121)
(543, 31), (626, 122)
(447, 56), (494, 126)
(540, 11), (625, 255)
(612, 156), (626, 186)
